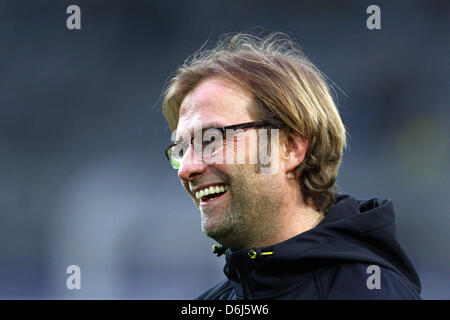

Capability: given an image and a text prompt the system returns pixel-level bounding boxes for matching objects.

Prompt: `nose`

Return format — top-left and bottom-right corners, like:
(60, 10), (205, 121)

(177, 144), (207, 181)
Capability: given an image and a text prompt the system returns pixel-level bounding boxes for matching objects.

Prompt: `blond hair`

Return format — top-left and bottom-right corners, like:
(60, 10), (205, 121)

(162, 32), (347, 213)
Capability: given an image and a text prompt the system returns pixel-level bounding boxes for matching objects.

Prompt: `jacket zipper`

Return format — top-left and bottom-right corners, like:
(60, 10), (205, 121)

(236, 268), (251, 300)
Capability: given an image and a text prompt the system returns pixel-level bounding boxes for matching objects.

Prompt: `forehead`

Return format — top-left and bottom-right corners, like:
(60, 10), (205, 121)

(177, 77), (255, 136)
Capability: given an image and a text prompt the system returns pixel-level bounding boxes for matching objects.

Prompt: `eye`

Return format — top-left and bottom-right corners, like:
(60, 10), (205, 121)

(202, 135), (217, 148)
(202, 128), (224, 146)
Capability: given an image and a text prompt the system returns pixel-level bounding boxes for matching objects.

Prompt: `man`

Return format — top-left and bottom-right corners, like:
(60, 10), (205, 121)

(162, 32), (421, 299)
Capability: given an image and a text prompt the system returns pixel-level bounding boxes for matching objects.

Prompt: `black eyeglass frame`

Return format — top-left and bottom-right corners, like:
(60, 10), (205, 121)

(164, 119), (280, 167)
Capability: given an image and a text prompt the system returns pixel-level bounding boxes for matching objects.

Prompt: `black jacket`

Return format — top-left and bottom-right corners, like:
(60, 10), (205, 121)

(196, 194), (421, 299)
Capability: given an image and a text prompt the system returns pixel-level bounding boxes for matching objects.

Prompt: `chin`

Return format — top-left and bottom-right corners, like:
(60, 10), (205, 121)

(201, 221), (218, 237)
(202, 219), (229, 241)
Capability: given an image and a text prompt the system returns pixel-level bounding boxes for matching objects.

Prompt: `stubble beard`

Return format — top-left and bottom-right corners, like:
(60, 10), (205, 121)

(200, 165), (283, 250)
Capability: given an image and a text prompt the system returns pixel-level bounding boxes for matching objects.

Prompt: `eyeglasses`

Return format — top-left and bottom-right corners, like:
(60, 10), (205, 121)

(165, 119), (278, 169)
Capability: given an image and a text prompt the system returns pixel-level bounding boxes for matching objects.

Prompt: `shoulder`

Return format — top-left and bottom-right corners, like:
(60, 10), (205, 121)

(315, 263), (421, 300)
(195, 279), (235, 300)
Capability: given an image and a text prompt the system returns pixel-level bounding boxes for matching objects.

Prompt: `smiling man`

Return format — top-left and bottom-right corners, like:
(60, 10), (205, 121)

(162, 32), (421, 299)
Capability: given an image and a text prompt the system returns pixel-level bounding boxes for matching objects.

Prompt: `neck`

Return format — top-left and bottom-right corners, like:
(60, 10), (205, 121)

(233, 195), (324, 250)
(273, 184), (325, 246)
(279, 201), (324, 242)
(263, 176), (326, 245)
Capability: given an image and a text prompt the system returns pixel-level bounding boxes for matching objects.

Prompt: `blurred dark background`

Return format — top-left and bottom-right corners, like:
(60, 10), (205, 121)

(0, 0), (448, 299)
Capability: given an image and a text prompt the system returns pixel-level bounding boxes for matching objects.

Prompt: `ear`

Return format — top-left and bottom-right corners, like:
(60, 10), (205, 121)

(280, 130), (308, 177)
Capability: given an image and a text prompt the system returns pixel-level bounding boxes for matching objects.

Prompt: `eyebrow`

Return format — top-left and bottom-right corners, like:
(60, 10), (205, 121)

(199, 121), (228, 130)
(175, 121), (229, 142)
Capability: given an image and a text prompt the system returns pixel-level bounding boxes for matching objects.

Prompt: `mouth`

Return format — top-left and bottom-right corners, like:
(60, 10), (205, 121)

(194, 184), (229, 204)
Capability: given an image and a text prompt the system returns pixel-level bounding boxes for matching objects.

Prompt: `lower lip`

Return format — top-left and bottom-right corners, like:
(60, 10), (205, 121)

(199, 190), (228, 206)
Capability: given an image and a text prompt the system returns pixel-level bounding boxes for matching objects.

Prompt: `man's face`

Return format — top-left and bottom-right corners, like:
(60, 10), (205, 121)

(176, 77), (285, 249)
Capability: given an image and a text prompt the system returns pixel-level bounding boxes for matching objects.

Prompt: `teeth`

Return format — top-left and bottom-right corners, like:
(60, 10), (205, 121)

(195, 185), (229, 200)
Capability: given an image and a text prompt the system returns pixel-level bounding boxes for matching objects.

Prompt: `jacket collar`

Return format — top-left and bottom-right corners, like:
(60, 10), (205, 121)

(216, 194), (420, 299)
